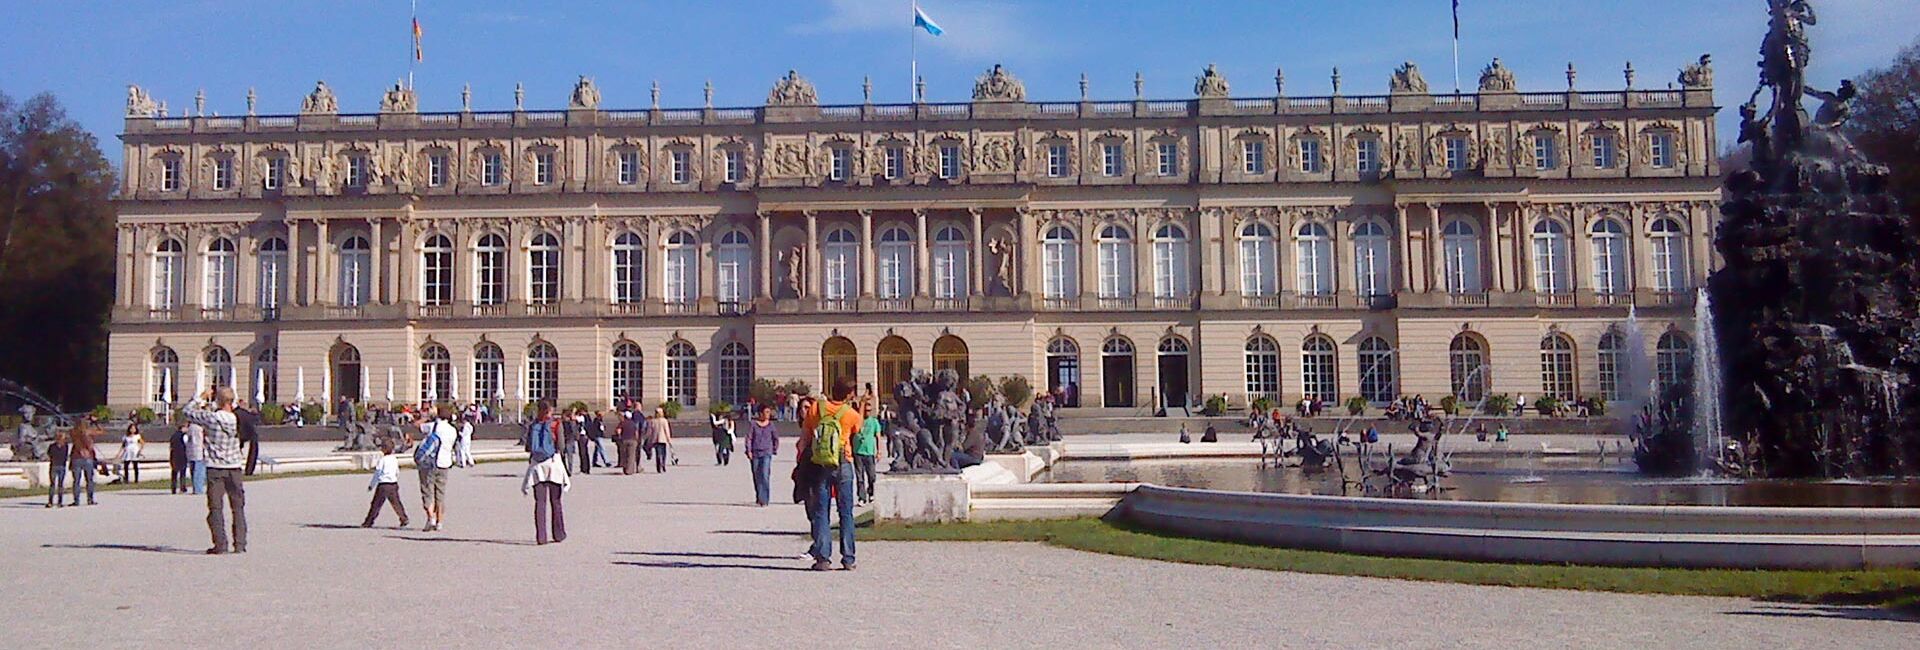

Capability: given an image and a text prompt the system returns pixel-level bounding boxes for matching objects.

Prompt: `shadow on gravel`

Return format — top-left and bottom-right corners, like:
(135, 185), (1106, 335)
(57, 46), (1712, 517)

(1724, 604), (1917, 623)
(619, 551), (797, 561)
(299, 523), (371, 530)
(613, 560), (814, 572)
(385, 535), (536, 547)
(708, 529), (807, 537)
(646, 501), (766, 508)
(41, 543), (200, 555)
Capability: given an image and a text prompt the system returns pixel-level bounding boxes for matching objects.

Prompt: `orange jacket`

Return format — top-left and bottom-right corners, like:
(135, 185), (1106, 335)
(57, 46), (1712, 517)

(799, 399), (863, 464)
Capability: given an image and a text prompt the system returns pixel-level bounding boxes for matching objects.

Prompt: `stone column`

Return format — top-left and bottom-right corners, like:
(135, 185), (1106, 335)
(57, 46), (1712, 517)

(394, 219), (414, 305)
(696, 217), (716, 305)
(1568, 204), (1591, 294)
(968, 208), (985, 297)
(1196, 208), (1220, 296)
(565, 217), (586, 303)
(118, 227), (136, 308)
(804, 210), (819, 299)
(1689, 202), (1712, 288)
(500, 219), (519, 305)
(1017, 208), (1038, 297)
(1486, 202), (1507, 293)
(1629, 203), (1653, 293)
(369, 218), (384, 304)
(1132, 211), (1153, 301)
(1331, 210), (1351, 296)
(757, 212), (773, 300)
(1221, 209), (1243, 297)
(1426, 203), (1444, 293)
(1276, 208), (1296, 295)
(1394, 204), (1412, 293)
(285, 219), (302, 306)
(313, 219), (331, 305)
(1077, 211), (1098, 300)
(859, 209), (875, 298)
(914, 209), (931, 297)
(236, 228), (257, 308)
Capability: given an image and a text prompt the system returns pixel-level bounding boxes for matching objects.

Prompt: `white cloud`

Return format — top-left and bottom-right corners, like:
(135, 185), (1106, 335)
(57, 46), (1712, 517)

(791, 0), (1048, 60)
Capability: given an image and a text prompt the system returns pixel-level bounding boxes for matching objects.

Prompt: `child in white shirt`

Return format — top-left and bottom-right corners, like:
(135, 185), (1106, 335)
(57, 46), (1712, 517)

(360, 441), (409, 528)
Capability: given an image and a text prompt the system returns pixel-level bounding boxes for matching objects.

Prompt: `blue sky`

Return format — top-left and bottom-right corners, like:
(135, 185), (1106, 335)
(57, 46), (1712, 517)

(4, 0), (1918, 164)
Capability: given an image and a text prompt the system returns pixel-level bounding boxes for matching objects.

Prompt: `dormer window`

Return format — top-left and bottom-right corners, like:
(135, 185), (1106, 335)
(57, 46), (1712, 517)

(160, 157), (181, 192)
(1046, 143), (1070, 178)
(212, 157), (233, 191)
(1241, 141), (1266, 174)
(346, 154), (369, 188)
(1649, 132), (1675, 168)
(616, 150), (639, 185)
(1100, 143), (1125, 177)
(482, 152), (504, 186)
(828, 147), (850, 181)
(264, 156), (285, 190)
(669, 149), (691, 184)
(1298, 139), (1323, 173)
(1444, 137), (1469, 172)
(533, 151), (554, 185)
(938, 145), (961, 179)
(1592, 133), (1619, 169)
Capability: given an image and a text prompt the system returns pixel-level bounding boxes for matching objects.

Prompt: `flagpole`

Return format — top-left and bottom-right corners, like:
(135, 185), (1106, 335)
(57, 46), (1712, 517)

(910, 0), (918, 102)
(408, 0), (419, 89)
(1451, 0), (1461, 94)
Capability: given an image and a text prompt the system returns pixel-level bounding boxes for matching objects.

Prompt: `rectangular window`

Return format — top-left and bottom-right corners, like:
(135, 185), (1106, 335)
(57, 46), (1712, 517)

(1242, 141), (1266, 174)
(212, 159), (233, 191)
(1356, 139), (1379, 173)
(1047, 144), (1070, 178)
(1533, 135), (1558, 170)
(1650, 133), (1675, 168)
(617, 151), (638, 185)
(938, 145), (961, 179)
(723, 149), (742, 183)
(883, 147), (904, 180)
(161, 158), (181, 192)
(670, 150), (690, 184)
(482, 153), (504, 186)
(533, 152), (554, 185)
(428, 154), (448, 187)
(1593, 134), (1618, 169)
(1298, 139), (1322, 173)
(1101, 143), (1124, 177)
(1157, 142), (1178, 177)
(264, 157), (284, 190)
(346, 155), (368, 187)
(829, 148), (850, 181)
(1445, 138), (1469, 171)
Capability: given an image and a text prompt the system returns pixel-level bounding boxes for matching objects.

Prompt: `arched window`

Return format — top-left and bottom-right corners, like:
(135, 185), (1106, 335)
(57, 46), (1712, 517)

(932, 225), (969, 299)
(611, 232), (645, 305)
(1449, 334), (1489, 402)
(717, 342), (752, 406)
(1649, 217), (1689, 292)
(527, 342), (560, 403)
(822, 227), (859, 302)
(1357, 337), (1397, 403)
(203, 238), (237, 309)
(1656, 331), (1691, 393)
(1152, 223), (1191, 299)
(611, 341), (644, 405)
(822, 336), (858, 391)
(1239, 222), (1277, 298)
(473, 343), (504, 403)
(337, 236), (371, 307)
(1589, 218), (1628, 295)
(528, 232), (561, 305)
(419, 344), (452, 402)
(203, 346), (233, 389)
(473, 233), (506, 306)
(257, 237), (288, 310)
(716, 230), (753, 306)
(422, 234), (454, 306)
(1042, 225), (1079, 299)
(1101, 336), (1136, 408)
(1103, 337), (1136, 356)
(877, 336), (913, 393)
(1301, 335), (1338, 402)
(663, 231), (699, 305)
(150, 347), (179, 402)
(1243, 335), (1280, 399)
(1531, 221), (1571, 294)
(1294, 222), (1333, 296)
(1353, 222), (1392, 297)
(1096, 224), (1133, 299)
(875, 226), (914, 300)
(933, 335), (970, 380)
(331, 344), (361, 404)
(1442, 219), (1483, 294)
(152, 239), (185, 310)
(1597, 331), (1624, 401)
(1158, 336), (1190, 355)
(1045, 337), (1081, 406)
(254, 348), (279, 403)
(665, 341), (698, 407)
(1540, 334), (1576, 400)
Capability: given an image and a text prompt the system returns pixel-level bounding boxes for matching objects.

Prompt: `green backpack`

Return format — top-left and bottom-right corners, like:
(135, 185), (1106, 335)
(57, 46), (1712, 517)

(809, 404), (846, 468)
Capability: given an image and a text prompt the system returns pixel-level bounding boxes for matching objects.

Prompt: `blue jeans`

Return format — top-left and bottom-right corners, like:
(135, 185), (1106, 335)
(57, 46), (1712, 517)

(191, 460), (207, 494)
(808, 464), (856, 564)
(70, 459), (97, 504)
(749, 455), (773, 505)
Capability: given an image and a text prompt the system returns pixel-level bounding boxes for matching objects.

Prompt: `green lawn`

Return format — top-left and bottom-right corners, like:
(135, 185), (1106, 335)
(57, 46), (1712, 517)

(867, 517), (1920, 612)
(2, 458), (518, 500)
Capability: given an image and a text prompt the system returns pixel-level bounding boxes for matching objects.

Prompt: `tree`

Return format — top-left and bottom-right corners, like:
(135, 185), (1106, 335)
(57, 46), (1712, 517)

(0, 91), (116, 410)
(1847, 39), (1920, 210)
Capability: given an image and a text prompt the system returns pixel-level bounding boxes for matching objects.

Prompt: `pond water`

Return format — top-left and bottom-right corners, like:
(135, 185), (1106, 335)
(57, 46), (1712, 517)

(1042, 457), (1920, 507)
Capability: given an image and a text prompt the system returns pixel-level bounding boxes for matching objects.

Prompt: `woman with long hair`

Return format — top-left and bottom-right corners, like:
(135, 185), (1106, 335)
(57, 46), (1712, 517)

(648, 407), (673, 473)
(45, 430), (70, 508)
(119, 422), (145, 484)
(522, 401), (569, 544)
(69, 420), (100, 506)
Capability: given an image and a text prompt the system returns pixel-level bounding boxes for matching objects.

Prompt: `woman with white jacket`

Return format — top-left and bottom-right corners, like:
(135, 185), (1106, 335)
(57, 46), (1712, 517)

(522, 402), (570, 545)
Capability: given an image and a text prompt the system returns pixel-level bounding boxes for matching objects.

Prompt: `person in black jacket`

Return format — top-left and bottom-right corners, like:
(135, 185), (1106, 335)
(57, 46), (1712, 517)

(168, 423), (189, 494)
(235, 404), (262, 476)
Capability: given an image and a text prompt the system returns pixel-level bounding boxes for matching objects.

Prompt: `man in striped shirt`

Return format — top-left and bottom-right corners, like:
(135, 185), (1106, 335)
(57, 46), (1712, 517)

(183, 386), (247, 555)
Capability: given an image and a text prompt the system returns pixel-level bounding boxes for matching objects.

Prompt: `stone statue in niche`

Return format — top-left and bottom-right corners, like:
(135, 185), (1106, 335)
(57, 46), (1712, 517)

(783, 245), (806, 297)
(987, 237), (1016, 293)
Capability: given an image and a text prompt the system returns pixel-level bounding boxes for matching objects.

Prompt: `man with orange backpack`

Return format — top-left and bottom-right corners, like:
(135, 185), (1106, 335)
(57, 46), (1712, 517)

(799, 376), (863, 571)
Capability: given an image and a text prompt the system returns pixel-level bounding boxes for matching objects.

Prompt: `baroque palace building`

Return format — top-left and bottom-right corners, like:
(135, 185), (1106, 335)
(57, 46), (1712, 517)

(107, 57), (1720, 414)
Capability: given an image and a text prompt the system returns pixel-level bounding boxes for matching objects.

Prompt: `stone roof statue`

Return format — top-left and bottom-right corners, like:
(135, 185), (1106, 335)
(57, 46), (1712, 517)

(301, 80), (338, 115)
(1478, 58), (1517, 93)
(1194, 63), (1230, 98)
(972, 64), (1026, 102)
(1678, 54), (1714, 89)
(1390, 62), (1429, 94)
(379, 80), (417, 113)
(126, 84), (158, 118)
(570, 75), (601, 110)
(767, 70), (819, 107)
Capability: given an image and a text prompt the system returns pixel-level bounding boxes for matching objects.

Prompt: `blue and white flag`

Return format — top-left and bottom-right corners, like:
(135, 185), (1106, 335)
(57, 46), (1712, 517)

(913, 4), (944, 36)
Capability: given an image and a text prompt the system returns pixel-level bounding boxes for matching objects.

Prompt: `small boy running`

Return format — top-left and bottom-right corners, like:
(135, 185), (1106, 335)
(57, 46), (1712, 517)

(361, 441), (410, 528)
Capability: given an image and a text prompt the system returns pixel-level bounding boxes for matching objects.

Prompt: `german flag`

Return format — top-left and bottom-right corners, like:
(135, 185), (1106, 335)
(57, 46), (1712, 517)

(412, 17), (423, 62)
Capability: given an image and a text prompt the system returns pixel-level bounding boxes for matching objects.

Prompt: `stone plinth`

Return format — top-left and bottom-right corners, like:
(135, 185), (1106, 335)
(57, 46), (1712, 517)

(874, 473), (969, 523)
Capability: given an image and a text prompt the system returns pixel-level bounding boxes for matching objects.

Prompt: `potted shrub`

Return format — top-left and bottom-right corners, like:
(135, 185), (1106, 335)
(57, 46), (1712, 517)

(966, 375), (996, 409)
(133, 407), (157, 424)
(1581, 395), (1609, 417)
(1483, 393), (1516, 416)
(299, 402), (325, 425)
(658, 400), (684, 419)
(1250, 396), (1276, 415)
(260, 403), (287, 425)
(781, 379), (813, 399)
(1345, 396), (1368, 416)
(1439, 395), (1461, 416)
(566, 400), (591, 414)
(997, 375), (1034, 409)
(1201, 394), (1228, 416)
(522, 402), (539, 420)
(708, 401), (734, 416)
(1534, 395), (1563, 417)
(89, 405), (114, 422)
(748, 378), (780, 406)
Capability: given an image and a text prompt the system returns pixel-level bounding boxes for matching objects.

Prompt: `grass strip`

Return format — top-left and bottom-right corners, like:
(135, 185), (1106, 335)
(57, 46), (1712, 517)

(867, 517), (1920, 613)
(1, 457), (520, 500)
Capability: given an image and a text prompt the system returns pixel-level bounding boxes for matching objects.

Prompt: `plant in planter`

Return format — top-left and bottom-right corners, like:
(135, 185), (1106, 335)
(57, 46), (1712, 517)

(522, 402), (540, 420)
(1581, 395), (1609, 417)
(1202, 394), (1228, 416)
(566, 400), (591, 414)
(781, 379), (813, 399)
(1483, 393), (1516, 416)
(1345, 396), (1368, 416)
(966, 375), (996, 409)
(1250, 396), (1276, 415)
(748, 378), (781, 405)
(997, 375), (1034, 409)
(1534, 395), (1564, 417)
(90, 405), (114, 422)
(260, 403), (286, 425)
(1439, 395), (1461, 416)
(658, 400), (684, 419)
(134, 407), (157, 424)
(299, 402), (325, 425)
(708, 401), (734, 416)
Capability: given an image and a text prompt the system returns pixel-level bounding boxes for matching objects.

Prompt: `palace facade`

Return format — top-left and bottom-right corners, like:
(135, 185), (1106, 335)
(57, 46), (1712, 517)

(107, 58), (1721, 414)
